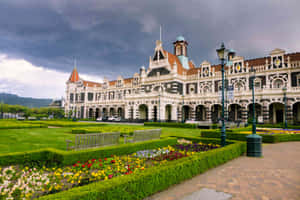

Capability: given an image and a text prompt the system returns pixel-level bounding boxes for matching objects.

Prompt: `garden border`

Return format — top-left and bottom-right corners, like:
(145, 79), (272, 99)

(144, 122), (197, 129)
(201, 130), (300, 143)
(37, 137), (246, 200)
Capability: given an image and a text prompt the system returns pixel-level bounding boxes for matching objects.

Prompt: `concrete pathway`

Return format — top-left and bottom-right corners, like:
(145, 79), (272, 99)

(145, 142), (300, 200)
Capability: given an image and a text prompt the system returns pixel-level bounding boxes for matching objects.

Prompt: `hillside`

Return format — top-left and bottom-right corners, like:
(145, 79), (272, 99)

(0, 93), (53, 108)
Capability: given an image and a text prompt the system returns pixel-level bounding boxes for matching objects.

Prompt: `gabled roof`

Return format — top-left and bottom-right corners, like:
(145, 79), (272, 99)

(83, 80), (101, 87)
(163, 50), (188, 75)
(124, 78), (133, 84)
(288, 52), (300, 61)
(69, 67), (80, 82)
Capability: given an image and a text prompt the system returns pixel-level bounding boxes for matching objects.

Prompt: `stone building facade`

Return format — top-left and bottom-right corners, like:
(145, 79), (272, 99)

(65, 36), (300, 124)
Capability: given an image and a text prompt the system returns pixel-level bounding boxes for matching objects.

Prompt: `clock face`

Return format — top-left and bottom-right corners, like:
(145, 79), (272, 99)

(204, 68), (208, 75)
(236, 64), (241, 71)
(275, 58), (281, 66)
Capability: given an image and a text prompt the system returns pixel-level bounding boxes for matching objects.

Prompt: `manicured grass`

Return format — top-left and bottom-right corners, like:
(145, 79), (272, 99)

(0, 124), (201, 154)
(0, 127), (75, 153)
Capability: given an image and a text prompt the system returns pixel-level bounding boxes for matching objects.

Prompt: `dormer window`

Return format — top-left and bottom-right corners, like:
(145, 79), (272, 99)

(117, 80), (122, 87)
(133, 77), (139, 85)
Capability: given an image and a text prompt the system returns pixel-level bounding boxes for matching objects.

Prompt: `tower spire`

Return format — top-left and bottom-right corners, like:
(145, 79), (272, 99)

(160, 25), (162, 42)
(74, 58), (77, 69)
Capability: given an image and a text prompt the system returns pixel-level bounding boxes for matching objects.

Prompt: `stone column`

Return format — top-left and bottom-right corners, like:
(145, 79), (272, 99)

(286, 100), (293, 124)
(190, 105), (196, 120)
(171, 104), (177, 121)
(205, 105), (211, 122)
(241, 106), (248, 123)
(148, 105), (153, 121)
(262, 102), (270, 124)
(159, 104), (165, 122)
(124, 105), (129, 119)
(133, 104), (138, 119)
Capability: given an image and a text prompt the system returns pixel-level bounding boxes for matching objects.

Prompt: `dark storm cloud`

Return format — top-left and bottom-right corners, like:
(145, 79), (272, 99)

(0, 0), (299, 80)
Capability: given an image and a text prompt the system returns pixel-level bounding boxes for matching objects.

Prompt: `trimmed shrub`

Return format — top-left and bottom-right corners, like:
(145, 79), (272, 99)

(0, 120), (47, 129)
(71, 126), (148, 136)
(24, 120), (107, 127)
(257, 123), (300, 129)
(201, 130), (300, 143)
(38, 139), (246, 200)
(0, 138), (177, 167)
(144, 122), (197, 129)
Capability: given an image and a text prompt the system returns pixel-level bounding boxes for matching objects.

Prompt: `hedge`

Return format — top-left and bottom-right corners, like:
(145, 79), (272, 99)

(257, 123), (300, 129)
(24, 120), (107, 127)
(38, 138), (245, 200)
(71, 126), (148, 136)
(144, 122), (197, 129)
(0, 124), (47, 129)
(0, 138), (177, 167)
(201, 130), (300, 143)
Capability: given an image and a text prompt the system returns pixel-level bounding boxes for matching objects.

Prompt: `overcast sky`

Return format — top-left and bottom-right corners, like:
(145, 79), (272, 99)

(0, 0), (299, 98)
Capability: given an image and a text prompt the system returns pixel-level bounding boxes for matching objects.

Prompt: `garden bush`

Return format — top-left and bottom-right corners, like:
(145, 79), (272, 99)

(257, 123), (300, 129)
(25, 120), (107, 127)
(0, 120), (47, 129)
(201, 130), (300, 143)
(71, 126), (148, 136)
(38, 139), (245, 200)
(144, 122), (197, 129)
(0, 138), (177, 167)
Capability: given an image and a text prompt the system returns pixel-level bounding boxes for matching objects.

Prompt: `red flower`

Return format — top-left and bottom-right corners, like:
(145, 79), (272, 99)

(91, 159), (96, 162)
(104, 158), (107, 161)
(108, 174), (113, 179)
(87, 163), (92, 168)
(99, 163), (103, 167)
(77, 161), (80, 163)
(82, 164), (85, 168)
(111, 160), (116, 163)
(73, 163), (78, 167)
(99, 159), (102, 162)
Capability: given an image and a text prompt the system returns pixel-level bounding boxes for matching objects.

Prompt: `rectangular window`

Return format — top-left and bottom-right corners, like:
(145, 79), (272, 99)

(81, 93), (85, 101)
(88, 93), (94, 101)
(70, 93), (74, 103)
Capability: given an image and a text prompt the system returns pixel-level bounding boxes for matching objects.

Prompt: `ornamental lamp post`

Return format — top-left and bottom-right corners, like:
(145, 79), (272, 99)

(182, 94), (185, 123)
(216, 42), (227, 147)
(282, 87), (287, 129)
(246, 66), (262, 157)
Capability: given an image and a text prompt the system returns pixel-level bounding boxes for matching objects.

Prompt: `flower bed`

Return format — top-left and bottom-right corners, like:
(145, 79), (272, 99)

(38, 137), (245, 200)
(0, 140), (221, 199)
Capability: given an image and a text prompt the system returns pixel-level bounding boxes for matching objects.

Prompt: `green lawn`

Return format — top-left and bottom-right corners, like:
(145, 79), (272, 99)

(0, 124), (201, 154)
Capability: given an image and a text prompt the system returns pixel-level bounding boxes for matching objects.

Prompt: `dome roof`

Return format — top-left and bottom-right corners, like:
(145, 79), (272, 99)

(176, 35), (185, 41)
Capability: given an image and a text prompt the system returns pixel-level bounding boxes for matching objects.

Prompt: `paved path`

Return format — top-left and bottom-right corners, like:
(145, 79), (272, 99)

(145, 142), (300, 200)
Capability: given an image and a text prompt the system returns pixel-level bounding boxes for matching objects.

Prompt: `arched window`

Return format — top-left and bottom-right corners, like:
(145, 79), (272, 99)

(254, 78), (261, 89)
(273, 79), (284, 89)
(235, 82), (244, 91)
